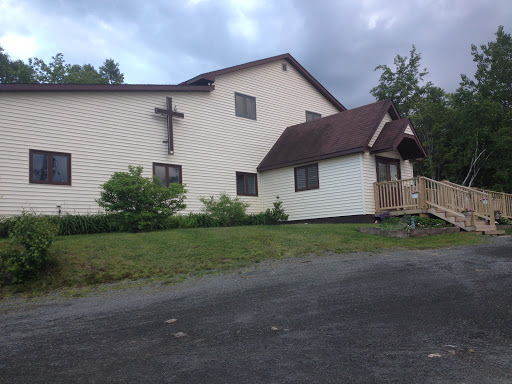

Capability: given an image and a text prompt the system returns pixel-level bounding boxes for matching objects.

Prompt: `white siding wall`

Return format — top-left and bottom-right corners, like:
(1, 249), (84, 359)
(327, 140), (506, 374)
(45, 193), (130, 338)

(260, 155), (365, 221)
(0, 60), (340, 215)
(361, 150), (414, 214)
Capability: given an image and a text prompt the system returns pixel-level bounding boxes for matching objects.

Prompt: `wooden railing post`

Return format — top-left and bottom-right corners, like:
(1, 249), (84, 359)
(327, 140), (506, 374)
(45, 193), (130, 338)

(488, 194), (495, 226)
(374, 182), (380, 213)
(418, 177), (428, 217)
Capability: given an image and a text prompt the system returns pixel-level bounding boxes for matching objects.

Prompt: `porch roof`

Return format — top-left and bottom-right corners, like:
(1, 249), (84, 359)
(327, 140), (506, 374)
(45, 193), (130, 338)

(371, 119), (426, 160)
(257, 99), (421, 172)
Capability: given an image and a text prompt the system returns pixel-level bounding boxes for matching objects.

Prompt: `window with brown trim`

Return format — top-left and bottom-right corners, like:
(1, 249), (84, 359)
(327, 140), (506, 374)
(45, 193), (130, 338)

(235, 92), (256, 120)
(306, 111), (321, 122)
(236, 172), (258, 196)
(153, 163), (182, 187)
(29, 149), (71, 185)
(375, 156), (401, 182)
(294, 164), (319, 192)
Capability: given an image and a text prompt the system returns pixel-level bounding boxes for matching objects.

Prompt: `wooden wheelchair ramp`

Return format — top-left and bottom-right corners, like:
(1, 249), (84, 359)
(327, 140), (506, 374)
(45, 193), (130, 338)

(375, 177), (510, 235)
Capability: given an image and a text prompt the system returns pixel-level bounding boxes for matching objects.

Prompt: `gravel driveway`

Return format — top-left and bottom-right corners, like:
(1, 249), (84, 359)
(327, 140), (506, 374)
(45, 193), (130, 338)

(1, 237), (511, 383)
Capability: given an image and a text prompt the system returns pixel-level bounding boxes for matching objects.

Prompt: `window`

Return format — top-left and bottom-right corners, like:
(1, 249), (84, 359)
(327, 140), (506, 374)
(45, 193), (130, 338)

(375, 156), (401, 182)
(236, 172), (258, 196)
(306, 111), (321, 122)
(29, 149), (71, 185)
(235, 92), (256, 120)
(153, 163), (182, 187)
(294, 164), (319, 192)
(282, 63), (288, 72)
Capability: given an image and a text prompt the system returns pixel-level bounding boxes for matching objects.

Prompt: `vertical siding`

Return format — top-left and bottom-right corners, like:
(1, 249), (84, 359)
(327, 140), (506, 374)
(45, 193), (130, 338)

(0, 59), (340, 216)
(260, 155), (364, 221)
(368, 113), (392, 147)
(361, 150), (414, 214)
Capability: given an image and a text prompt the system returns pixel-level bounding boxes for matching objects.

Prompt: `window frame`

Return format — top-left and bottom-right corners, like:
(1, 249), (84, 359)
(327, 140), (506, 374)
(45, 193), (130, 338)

(29, 149), (72, 185)
(306, 111), (322, 122)
(235, 92), (257, 120)
(152, 162), (183, 187)
(375, 156), (401, 182)
(294, 163), (319, 192)
(236, 171), (258, 196)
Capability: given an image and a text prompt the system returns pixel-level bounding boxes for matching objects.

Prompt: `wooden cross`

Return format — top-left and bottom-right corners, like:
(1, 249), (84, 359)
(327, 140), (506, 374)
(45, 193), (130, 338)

(155, 96), (184, 154)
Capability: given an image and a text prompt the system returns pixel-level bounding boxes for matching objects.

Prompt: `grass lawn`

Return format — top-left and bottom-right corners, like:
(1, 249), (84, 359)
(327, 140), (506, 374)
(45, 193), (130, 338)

(0, 224), (485, 297)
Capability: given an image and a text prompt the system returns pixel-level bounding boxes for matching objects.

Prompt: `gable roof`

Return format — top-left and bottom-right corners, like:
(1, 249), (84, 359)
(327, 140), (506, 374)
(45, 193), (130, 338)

(371, 119), (426, 160)
(180, 53), (346, 112)
(258, 99), (399, 171)
(0, 84), (214, 93)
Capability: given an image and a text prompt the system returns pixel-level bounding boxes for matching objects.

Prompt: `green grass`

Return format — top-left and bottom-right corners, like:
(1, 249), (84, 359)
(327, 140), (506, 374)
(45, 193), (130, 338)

(0, 224), (485, 297)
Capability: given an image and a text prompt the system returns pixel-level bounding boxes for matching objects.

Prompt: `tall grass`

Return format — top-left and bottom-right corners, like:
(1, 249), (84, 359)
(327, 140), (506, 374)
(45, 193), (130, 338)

(0, 213), (122, 238)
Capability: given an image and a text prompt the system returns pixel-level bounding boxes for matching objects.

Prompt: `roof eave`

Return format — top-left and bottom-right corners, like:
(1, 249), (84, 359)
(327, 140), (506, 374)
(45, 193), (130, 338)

(0, 84), (215, 92)
(258, 147), (365, 172)
(180, 53), (346, 112)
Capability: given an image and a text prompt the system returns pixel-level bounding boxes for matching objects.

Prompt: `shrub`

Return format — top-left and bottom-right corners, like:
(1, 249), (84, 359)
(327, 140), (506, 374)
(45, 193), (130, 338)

(497, 216), (510, 225)
(57, 213), (123, 236)
(264, 197), (289, 224)
(244, 212), (268, 226)
(0, 216), (17, 239)
(199, 193), (249, 227)
(0, 213), (57, 284)
(379, 214), (447, 230)
(97, 165), (186, 232)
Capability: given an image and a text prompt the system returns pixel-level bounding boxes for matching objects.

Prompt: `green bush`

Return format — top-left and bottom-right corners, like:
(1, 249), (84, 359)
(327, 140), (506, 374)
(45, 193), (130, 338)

(244, 212), (268, 226)
(97, 165), (187, 232)
(57, 213), (123, 235)
(0, 216), (17, 238)
(497, 216), (510, 225)
(264, 197), (289, 224)
(379, 214), (447, 229)
(0, 213), (57, 284)
(199, 193), (249, 227)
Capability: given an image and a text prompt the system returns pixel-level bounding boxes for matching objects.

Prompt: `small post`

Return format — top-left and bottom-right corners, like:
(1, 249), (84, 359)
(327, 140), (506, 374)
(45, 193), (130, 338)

(418, 177), (428, 217)
(488, 194), (495, 227)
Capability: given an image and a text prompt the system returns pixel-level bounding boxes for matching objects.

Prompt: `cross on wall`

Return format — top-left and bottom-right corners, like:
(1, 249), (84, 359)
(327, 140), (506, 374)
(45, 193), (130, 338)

(155, 96), (184, 154)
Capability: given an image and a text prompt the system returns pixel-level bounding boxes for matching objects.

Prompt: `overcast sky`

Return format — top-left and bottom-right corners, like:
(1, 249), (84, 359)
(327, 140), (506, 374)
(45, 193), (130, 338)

(1, 0), (511, 108)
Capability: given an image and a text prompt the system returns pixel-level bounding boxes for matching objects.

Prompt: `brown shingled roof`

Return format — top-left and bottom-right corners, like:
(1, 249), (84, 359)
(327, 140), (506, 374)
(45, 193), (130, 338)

(372, 119), (426, 160)
(371, 119), (411, 152)
(180, 53), (346, 112)
(258, 99), (402, 171)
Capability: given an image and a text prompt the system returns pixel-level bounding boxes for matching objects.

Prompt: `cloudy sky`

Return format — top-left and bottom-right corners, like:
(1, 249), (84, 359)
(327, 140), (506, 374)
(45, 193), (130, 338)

(0, 0), (511, 108)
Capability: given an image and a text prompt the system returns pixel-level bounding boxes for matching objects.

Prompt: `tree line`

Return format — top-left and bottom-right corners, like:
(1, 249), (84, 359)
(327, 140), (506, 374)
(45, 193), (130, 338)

(0, 47), (124, 84)
(371, 25), (512, 193)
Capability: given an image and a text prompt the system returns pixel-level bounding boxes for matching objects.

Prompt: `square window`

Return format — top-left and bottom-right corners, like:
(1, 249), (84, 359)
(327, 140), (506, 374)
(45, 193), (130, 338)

(236, 172), (258, 196)
(29, 149), (71, 185)
(294, 164), (319, 192)
(306, 111), (322, 122)
(235, 92), (256, 120)
(153, 163), (182, 187)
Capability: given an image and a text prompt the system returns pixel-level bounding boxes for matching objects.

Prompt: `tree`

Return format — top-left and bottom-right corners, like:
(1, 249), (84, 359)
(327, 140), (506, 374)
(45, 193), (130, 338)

(0, 45), (35, 83)
(97, 166), (187, 232)
(30, 53), (67, 84)
(0, 45), (125, 85)
(461, 25), (512, 112)
(370, 45), (430, 117)
(100, 58), (124, 84)
(64, 63), (107, 84)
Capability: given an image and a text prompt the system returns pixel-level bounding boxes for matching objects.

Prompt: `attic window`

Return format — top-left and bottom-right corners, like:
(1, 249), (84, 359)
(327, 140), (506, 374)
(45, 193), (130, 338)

(306, 111), (321, 122)
(235, 92), (256, 120)
(282, 63), (287, 72)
